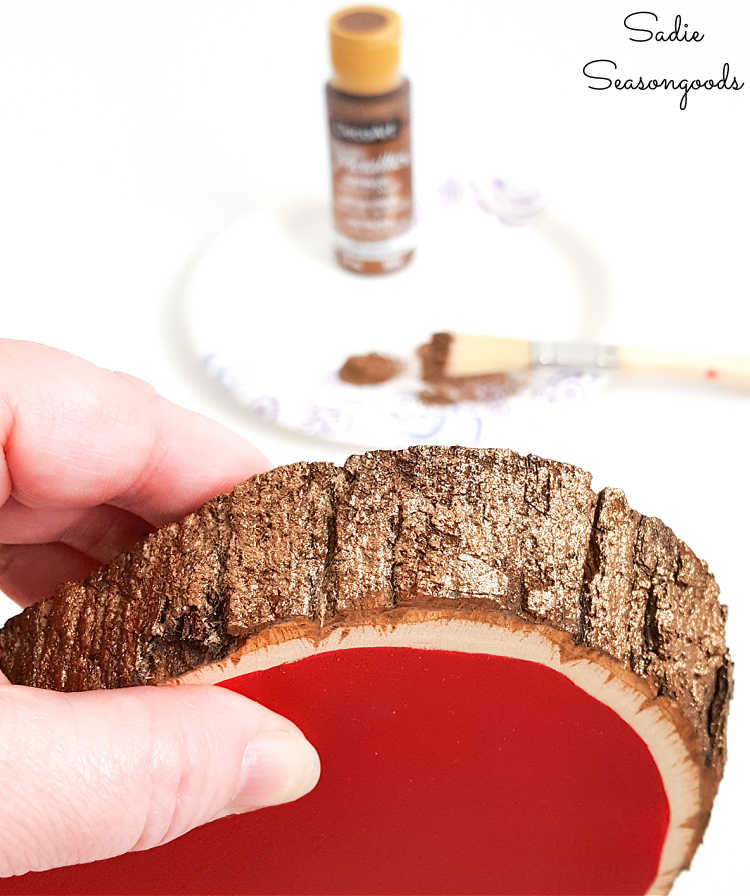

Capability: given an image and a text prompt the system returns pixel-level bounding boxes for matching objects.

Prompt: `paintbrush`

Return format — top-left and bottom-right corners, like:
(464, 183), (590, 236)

(419, 332), (750, 388)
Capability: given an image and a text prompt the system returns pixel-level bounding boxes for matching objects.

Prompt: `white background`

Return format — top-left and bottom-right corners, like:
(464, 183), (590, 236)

(0, 1), (748, 893)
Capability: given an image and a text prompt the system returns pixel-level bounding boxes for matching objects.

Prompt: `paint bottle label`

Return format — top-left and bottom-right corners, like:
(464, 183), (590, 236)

(327, 81), (414, 274)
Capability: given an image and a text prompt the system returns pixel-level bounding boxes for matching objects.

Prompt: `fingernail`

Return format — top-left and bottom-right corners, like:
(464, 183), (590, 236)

(230, 729), (320, 814)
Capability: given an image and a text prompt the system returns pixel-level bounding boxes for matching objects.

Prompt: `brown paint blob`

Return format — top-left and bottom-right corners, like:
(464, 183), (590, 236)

(339, 352), (403, 385)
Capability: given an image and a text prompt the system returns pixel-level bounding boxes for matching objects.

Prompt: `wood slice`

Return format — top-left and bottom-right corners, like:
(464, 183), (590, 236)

(0, 447), (732, 895)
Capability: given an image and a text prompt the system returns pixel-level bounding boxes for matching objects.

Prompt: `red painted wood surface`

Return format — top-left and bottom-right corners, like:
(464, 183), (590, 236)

(1, 648), (669, 894)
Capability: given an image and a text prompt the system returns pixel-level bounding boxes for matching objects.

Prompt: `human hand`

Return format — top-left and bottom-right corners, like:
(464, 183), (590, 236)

(0, 341), (320, 878)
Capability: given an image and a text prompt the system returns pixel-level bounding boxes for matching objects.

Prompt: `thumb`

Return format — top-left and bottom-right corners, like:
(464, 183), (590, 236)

(0, 682), (320, 877)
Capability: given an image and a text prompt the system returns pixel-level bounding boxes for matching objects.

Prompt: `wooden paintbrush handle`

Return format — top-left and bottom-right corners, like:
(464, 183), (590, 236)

(617, 345), (750, 388)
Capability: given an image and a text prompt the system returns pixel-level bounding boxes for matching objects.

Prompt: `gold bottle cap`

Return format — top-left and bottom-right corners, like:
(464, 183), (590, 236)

(329, 6), (401, 95)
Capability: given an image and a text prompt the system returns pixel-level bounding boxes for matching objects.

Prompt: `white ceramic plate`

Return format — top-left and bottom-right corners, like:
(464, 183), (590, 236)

(183, 184), (610, 448)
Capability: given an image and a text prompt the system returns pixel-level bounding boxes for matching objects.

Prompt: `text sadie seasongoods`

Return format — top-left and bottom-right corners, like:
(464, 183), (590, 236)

(582, 12), (744, 110)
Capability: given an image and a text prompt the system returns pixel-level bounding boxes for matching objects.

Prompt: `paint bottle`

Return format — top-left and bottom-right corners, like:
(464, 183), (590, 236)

(326, 6), (414, 274)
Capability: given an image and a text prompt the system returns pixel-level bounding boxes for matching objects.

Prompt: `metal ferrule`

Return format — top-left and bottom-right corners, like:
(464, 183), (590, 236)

(532, 341), (618, 370)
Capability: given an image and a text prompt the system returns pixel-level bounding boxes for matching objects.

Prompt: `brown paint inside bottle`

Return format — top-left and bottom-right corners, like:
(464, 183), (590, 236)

(338, 11), (387, 32)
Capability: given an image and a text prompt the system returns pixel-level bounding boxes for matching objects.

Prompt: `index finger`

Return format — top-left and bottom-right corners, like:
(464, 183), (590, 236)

(0, 340), (268, 525)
